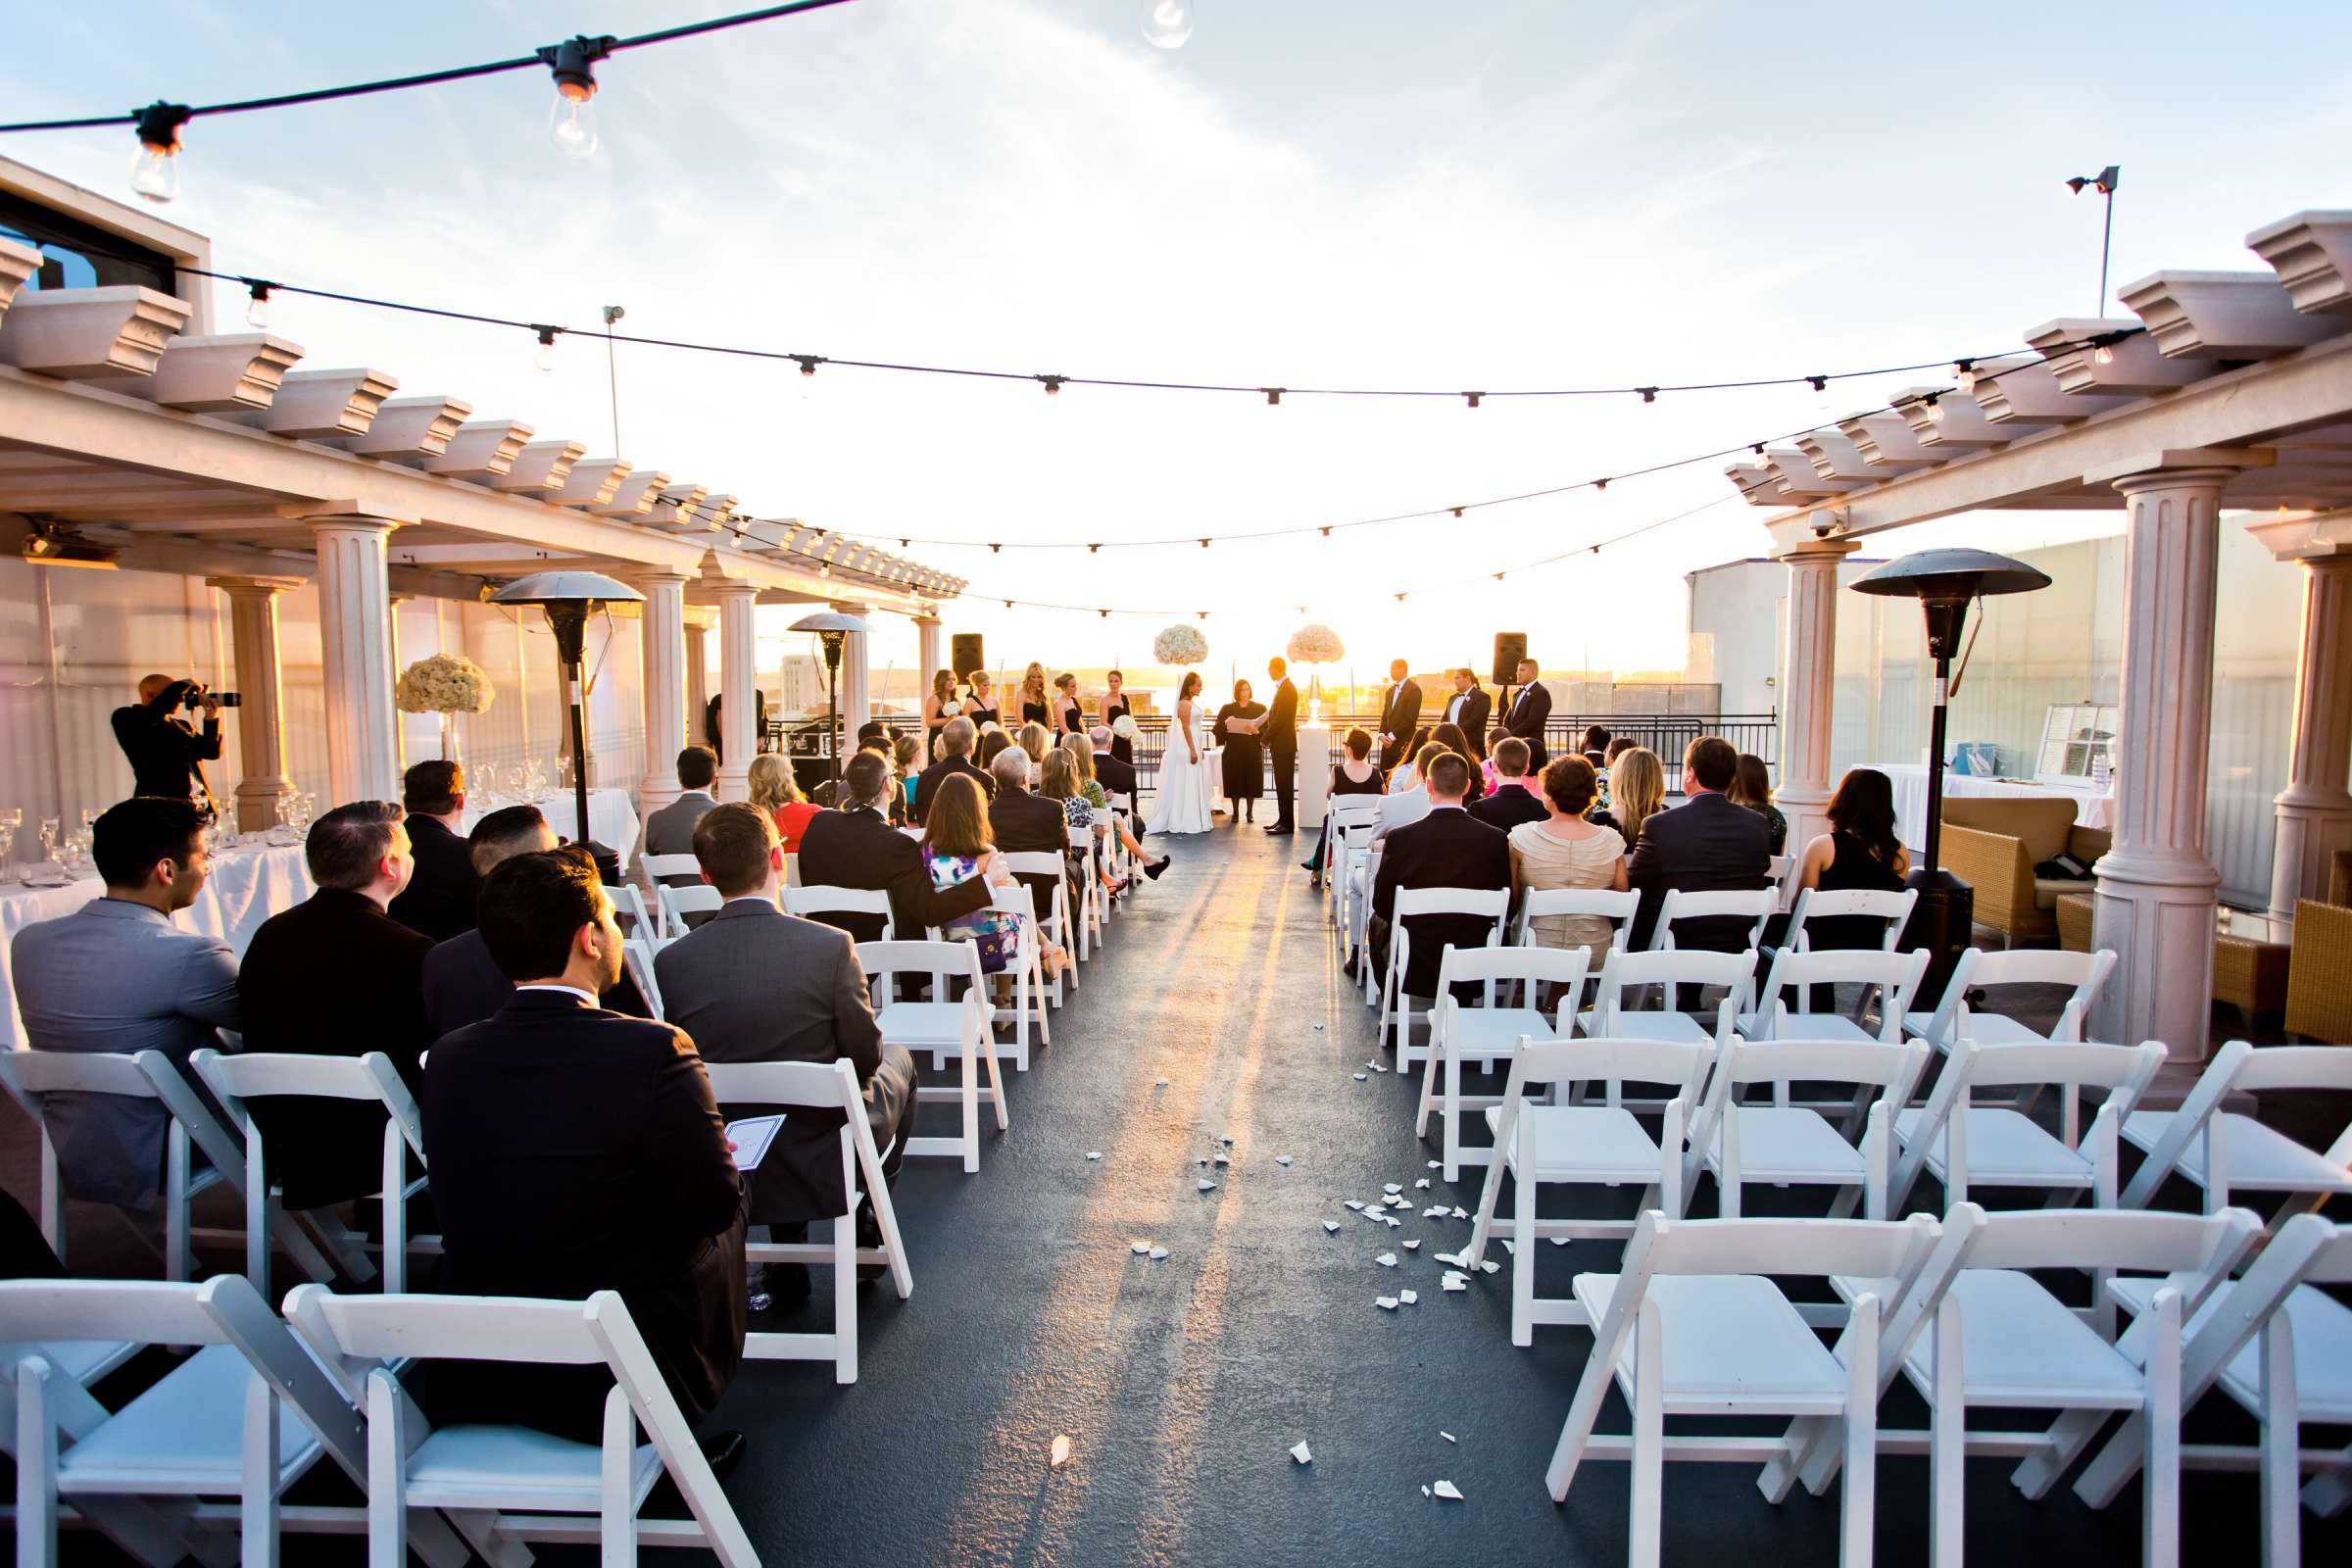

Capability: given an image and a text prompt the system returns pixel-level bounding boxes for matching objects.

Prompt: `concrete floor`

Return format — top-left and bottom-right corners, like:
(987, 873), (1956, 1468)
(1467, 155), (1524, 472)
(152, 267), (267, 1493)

(7, 820), (2347, 1565)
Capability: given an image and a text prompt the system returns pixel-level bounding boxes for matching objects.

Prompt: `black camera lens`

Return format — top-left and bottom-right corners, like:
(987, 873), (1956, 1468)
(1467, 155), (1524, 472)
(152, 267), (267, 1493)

(214, 692), (242, 709)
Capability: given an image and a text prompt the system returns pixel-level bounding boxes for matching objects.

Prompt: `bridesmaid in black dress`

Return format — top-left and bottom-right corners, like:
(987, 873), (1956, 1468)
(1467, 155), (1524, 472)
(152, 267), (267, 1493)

(1018, 662), (1052, 729)
(1102, 669), (1134, 764)
(1212, 679), (1268, 824)
(963, 669), (1002, 731)
(1053, 671), (1086, 735)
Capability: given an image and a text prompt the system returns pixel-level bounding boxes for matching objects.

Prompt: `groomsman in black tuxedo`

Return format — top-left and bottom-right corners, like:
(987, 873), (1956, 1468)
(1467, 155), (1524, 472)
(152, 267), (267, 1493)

(1376, 660), (1422, 774)
(1444, 669), (1493, 759)
(1261, 657), (1299, 834)
(1501, 656), (1551, 772)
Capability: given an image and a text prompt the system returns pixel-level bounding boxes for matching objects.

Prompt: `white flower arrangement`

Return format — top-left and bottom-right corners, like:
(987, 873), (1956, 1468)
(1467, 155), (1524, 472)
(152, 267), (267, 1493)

(396, 653), (495, 715)
(1286, 623), (1345, 666)
(1110, 713), (1140, 741)
(980, 720), (1007, 737)
(1153, 623), (1208, 665)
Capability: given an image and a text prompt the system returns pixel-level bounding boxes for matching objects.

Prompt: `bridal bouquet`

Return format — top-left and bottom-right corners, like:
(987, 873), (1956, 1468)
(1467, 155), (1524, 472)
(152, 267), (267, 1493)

(1153, 624), (1207, 665)
(396, 652), (495, 714)
(1286, 623), (1345, 666)
(1110, 714), (1139, 741)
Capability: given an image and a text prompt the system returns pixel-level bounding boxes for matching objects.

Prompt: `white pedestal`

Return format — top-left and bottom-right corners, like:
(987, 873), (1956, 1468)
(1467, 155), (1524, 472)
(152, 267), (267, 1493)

(1297, 724), (1331, 830)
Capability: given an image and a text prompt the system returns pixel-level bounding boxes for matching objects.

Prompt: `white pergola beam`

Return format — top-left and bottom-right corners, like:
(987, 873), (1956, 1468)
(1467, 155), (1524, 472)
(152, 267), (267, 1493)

(2248, 211), (2352, 316)
(90, 333), (305, 413)
(230, 367), (400, 440)
(2118, 270), (2341, 359)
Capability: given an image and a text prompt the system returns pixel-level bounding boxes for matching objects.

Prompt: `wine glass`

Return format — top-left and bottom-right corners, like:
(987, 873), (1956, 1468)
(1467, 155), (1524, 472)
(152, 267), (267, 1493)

(38, 817), (61, 866)
(298, 794), (318, 834)
(0, 821), (15, 887)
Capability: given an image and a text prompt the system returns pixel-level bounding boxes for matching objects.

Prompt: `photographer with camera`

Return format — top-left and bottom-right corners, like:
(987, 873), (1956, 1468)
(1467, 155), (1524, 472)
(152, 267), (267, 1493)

(111, 672), (235, 810)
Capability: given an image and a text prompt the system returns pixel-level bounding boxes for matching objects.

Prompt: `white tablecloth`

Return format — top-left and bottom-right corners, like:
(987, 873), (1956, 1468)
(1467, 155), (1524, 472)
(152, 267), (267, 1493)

(0, 842), (313, 1052)
(462, 786), (639, 871)
(1875, 762), (2116, 852)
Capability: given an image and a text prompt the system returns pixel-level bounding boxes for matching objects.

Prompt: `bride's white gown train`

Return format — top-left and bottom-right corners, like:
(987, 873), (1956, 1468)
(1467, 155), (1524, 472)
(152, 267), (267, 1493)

(1146, 703), (1214, 835)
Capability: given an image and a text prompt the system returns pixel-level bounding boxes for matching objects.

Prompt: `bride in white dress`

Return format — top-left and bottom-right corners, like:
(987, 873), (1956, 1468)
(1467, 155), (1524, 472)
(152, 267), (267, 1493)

(1145, 671), (1214, 836)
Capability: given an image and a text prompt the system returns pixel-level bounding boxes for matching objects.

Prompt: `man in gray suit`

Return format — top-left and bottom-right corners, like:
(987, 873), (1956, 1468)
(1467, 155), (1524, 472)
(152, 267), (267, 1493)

(655, 803), (915, 1300)
(643, 745), (720, 888)
(12, 796), (241, 1209)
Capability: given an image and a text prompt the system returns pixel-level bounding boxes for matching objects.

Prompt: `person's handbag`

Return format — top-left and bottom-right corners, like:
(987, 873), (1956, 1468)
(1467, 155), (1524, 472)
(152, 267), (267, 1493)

(967, 922), (1017, 974)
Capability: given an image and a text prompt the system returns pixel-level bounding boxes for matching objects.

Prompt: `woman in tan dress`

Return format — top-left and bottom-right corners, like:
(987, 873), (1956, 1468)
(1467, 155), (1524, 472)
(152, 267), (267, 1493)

(1508, 755), (1629, 967)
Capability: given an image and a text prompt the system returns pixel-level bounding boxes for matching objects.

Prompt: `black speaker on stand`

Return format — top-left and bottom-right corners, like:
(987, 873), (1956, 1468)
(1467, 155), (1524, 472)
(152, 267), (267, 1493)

(951, 633), (985, 681)
(1492, 631), (1528, 688)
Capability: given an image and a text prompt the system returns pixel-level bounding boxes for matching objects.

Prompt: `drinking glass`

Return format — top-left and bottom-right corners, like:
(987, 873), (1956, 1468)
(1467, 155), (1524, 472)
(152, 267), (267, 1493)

(0, 822), (15, 886)
(39, 817), (60, 864)
(298, 794), (318, 833)
(63, 829), (89, 876)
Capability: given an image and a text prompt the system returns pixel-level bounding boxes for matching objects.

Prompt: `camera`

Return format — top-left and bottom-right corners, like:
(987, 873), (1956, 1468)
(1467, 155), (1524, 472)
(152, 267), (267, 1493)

(177, 682), (241, 710)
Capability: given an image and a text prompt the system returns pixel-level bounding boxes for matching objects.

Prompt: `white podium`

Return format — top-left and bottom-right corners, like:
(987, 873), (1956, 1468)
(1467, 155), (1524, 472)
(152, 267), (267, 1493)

(1297, 724), (1331, 830)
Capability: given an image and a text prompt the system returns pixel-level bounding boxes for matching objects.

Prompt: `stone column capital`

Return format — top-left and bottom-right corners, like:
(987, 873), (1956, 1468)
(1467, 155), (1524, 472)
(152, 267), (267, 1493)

(1769, 534), (1862, 567)
(2089, 447), (2273, 496)
(204, 574), (305, 598)
(305, 513), (408, 538)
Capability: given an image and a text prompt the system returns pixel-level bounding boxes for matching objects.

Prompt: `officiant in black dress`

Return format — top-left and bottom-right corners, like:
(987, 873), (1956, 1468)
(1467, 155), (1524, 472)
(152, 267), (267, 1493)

(1212, 680), (1268, 825)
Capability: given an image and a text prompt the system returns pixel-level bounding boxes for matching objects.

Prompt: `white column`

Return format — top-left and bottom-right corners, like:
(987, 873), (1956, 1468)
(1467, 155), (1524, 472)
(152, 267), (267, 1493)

(2271, 554), (2352, 917)
(834, 603), (872, 736)
(2091, 466), (2244, 1059)
(308, 515), (403, 806)
(206, 576), (298, 833)
(1775, 538), (1856, 856)
(915, 615), (945, 691)
(632, 569), (690, 819)
(684, 619), (710, 745)
(715, 583), (760, 802)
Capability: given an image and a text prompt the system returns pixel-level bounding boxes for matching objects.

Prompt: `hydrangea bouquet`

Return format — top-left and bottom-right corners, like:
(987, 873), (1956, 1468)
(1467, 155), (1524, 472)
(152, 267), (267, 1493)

(1152, 624), (1207, 665)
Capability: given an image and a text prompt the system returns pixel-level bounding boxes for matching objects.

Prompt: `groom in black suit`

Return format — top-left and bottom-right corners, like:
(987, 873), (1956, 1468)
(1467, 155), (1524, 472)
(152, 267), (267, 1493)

(1261, 657), (1299, 834)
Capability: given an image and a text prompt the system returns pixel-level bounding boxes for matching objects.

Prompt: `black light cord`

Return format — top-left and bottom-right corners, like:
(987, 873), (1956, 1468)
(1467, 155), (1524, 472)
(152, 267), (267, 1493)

(0, 0), (860, 134)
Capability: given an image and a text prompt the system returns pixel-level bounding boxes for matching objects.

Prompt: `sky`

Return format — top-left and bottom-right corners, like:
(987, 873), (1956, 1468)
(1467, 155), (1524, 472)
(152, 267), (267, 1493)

(7, 0), (2350, 686)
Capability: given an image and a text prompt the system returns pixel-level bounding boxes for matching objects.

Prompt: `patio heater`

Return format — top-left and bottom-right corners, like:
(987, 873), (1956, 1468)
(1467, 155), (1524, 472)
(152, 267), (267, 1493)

(790, 611), (871, 786)
(492, 570), (644, 884)
(1850, 549), (2051, 995)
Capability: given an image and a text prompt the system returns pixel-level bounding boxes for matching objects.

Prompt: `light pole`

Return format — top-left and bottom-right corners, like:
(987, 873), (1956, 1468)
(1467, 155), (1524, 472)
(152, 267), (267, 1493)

(2066, 165), (2121, 316)
(491, 569), (644, 882)
(790, 611), (872, 787)
(1851, 549), (2051, 996)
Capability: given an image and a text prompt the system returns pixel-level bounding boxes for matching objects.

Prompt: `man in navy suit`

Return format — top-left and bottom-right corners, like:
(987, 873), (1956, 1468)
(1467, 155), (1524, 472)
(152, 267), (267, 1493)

(1368, 752), (1510, 999)
(1500, 657), (1551, 773)
(1627, 735), (1772, 952)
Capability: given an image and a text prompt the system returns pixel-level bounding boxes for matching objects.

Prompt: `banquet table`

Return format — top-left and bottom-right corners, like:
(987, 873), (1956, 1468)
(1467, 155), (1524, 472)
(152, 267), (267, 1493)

(461, 786), (639, 872)
(0, 840), (313, 1052)
(1874, 762), (2116, 852)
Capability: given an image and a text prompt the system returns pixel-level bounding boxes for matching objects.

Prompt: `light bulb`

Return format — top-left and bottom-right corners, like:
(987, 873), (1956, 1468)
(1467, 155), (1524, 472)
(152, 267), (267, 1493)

(1955, 363), (1977, 394)
(2093, 344), (2116, 366)
(245, 283), (272, 329)
(534, 326), (558, 372)
(1925, 401), (1946, 424)
(1141, 0), (1194, 48)
(549, 88), (599, 158)
(129, 144), (178, 203)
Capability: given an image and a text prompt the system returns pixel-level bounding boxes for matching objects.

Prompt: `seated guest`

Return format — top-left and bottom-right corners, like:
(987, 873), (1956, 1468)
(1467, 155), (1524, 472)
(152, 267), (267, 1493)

(1373, 739), (1447, 843)
(924, 772), (1060, 981)
(423, 847), (747, 1447)
(1605, 735), (1639, 765)
(645, 746), (720, 885)
(422, 806), (649, 1037)
(1060, 733), (1164, 878)
(1086, 724), (1141, 825)
(1728, 752), (1788, 855)
(988, 744), (1070, 926)
(1470, 737), (1547, 833)
(1040, 748), (1122, 903)
(747, 753), (821, 853)
(1793, 767), (1909, 946)
(1479, 726), (1512, 792)
(656, 804), (915, 1301)
(1590, 745), (1663, 845)
(1509, 756), (1629, 970)
(977, 729), (1013, 772)
(1581, 724), (1613, 770)
(12, 797), (238, 1210)
(798, 752), (996, 943)
(1430, 722), (1486, 803)
(238, 801), (433, 1210)
(386, 760), (477, 940)
(891, 734), (923, 823)
(911, 717), (994, 826)
(1016, 722), (1053, 772)
(1367, 753), (1510, 998)
(1386, 726), (1432, 793)
(1303, 726), (1384, 884)
(1627, 736), (1771, 951)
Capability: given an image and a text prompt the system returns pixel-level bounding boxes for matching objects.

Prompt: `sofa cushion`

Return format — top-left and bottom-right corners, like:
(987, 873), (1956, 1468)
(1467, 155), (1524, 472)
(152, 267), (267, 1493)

(1941, 796), (2081, 864)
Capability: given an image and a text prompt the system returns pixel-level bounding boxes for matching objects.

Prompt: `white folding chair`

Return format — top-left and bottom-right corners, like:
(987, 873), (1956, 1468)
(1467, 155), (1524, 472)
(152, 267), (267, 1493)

(283, 1285), (758, 1568)
(1785, 1203), (2260, 1568)
(656, 882), (723, 938)
(1766, 854), (1795, 911)
(2119, 1039), (2352, 1218)
(191, 1049), (431, 1299)
(1644, 887), (1777, 956)
(928, 885), (1052, 1072)
(621, 937), (666, 1021)
(1739, 947), (1926, 1045)
(1578, 947), (1756, 1049)
(784, 884), (897, 944)
(1464, 1034), (1716, 1345)
(1509, 886), (1639, 954)
(1781, 886), (1919, 953)
(638, 852), (701, 885)
(1319, 796), (1384, 926)
(1413, 944), (1590, 1182)
(1904, 946), (2117, 1055)
(783, 850), (802, 888)
(862, 940), (1005, 1174)
(1544, 1212), (1943, 1568)
(603, 883), (656, 940)
(1064, 821), (1102, 958)
(1890, 1038), (2169, 1218)
(1378, 886), (1511, 1064)
(1, 1274), (484, 1568)
(1001, 851), (1077, 1003)
(0, 1049), (336, 1290)
(1686, 1037), (1929, 1241)
(703, 1058), (912, 1383)
(2067, 1213), (2352, 1566)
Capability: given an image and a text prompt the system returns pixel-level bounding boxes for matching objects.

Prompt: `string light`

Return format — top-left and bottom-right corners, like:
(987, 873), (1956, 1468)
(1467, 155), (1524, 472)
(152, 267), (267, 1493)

(538, 34), (613, 158)
(532, 323), (559, 372)
(1199, 538), (1210, 549)
(793, 355), (823, 377)
(243, 278), (276, 329)
(1464, 392), (1483, 409)
(128, 102), (190, 203)
(1805, 375), (1828, 393)
(1954, 359), (1978, 394)
(1922, 391), (1944, 423)
(1593, 478), (1608, 491)
(1038, 374), (1067, 397)
(1263, 388), (1283, 406)
(1637, 386), (1658, 404)
(1088, 543), (1102, 553)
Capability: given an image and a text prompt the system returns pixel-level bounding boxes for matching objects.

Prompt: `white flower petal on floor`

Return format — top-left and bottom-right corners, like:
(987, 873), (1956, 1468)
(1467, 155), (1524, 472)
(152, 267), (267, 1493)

(1290, 1441), (1313, 1465)
(1197, 1180), (1218, 1192)
(1149, 1248), (1168, 1260)
(1413, 1178), (1431, 1189)
(1434, 1481), (1463, 1500)
(1275, 1153), (1293, 1165)
(1086, 1152), (1102, 1160)
(1440, 1431), (1456, 1444)
(1383, 1183), (1402, 1194)
(1376, 1296), (1398, 1310)
(1344, 1200), (1364, 1211)
(1397, 1289), (1418, 1304)
(1322, 1220), (1341, 1233)
(1051, 1435), (1073, 1469)
(1401, 1240), (1421, 1251)
(1352, 1072), (1367, 1081)
(1441, 1274), (1467, 1293)
(1375, 1252), (1397, 1267)
(1131, 1241), (1151, 1254)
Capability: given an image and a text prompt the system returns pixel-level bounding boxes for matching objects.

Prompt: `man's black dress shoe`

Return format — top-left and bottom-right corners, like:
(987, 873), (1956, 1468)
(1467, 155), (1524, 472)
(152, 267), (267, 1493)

(701, 1430), (748, 1481)
(1263, 822), (1294, 834)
